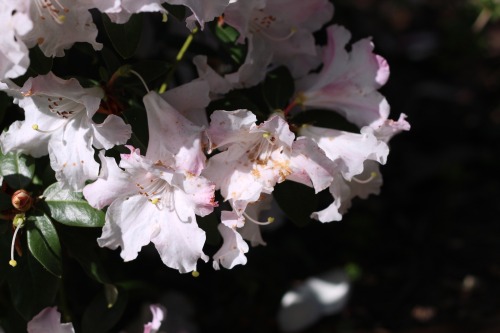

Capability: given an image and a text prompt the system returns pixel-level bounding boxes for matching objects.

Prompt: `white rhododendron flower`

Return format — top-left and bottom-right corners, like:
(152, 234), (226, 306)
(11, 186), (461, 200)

(203, 110), (295, 215)
(198, 0), (333, 90)
(299, 125), (390, 222)
(0, 72), (131, 191)
(23, 0), (102, 57)
(295, 24), (391, 128)
(0, 0), (32, 80)
(84, 148), (216, 273)
(84, 89), (217, 273)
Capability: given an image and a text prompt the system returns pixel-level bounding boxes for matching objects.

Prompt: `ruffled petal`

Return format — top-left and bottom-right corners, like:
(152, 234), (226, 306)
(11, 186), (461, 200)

(213, 211), (249, 270)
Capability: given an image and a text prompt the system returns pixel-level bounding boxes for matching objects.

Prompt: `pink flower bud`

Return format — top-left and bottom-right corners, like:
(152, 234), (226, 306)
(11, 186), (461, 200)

(11, 189), (33, 212)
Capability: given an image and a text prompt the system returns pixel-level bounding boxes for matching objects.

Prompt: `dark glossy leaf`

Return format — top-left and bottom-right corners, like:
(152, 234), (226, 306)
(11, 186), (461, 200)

(82, 287), (128, 333)
(102, 13), (143, 59)
(43, 183), (105, 227)
(57, 225), (110, 284)
(273, 181), (317, 227)
(0, 151), (35, 189)
(262, 66), (294, 111)
(27, 212), (62, 277)
(7, 254), (60, 320)
(215, 24), (240, 43)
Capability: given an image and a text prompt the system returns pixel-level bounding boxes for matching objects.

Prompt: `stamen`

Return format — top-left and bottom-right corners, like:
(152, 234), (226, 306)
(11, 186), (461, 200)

(34, 0), (69, 24)
(32, 121), (66, 134)
(9, 214), (25, 268)
(243, 211), (275, 225)
(129, 70), (150, 93)
(192, 271), (200, 277)
(352, 171), (377, 184)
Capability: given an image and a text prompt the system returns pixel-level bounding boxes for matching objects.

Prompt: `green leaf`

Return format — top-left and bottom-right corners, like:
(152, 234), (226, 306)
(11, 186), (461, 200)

(7, 254), (60, 320)
(102, 13), (143, 59)
(82, 287), (128, 333)
(215, 24), (240, 43)
(26, 212), (62, 277)
(43, 182), (105, 227)
(57, 225), (111, 284)
(262, 66), (294, 111)
(273, 181), (317, 227)
(0, 151), (35, 189)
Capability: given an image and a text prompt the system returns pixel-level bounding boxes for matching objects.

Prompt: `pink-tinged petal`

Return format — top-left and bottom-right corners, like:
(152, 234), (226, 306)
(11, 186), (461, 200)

(296, 25), (393, 128)
(203, 155), (264, 214)
(159, 79), (210, 127)
(83, 152), (136, 209)
(206, 109), (257, 149)
(175, 173), (217, 217)
(27, 307), (74, 333)
(193, 56), (233, 96)
(152, 208), (208, 273)
(349, 39), (390, 90)
(223, 0), (267, 43)
(257, 114), (295, 148)
(264, 0), (334, 32)
(167, 0), (230, 28)
(373, 113), (411, 142)
(98, 195), (161, 261)
(23, 1), (102, 57)
(225, 34), (273, 88)
(303, 87), (391, 129)
(143, 304), (166, 333)
(92, 114), (132, 150)
(297, 25), (350, 92)
(143, 91), (206, 175)
(300, 125), (389, 180)
(288, 137), (335, 193)
(213, 211), (249, 270)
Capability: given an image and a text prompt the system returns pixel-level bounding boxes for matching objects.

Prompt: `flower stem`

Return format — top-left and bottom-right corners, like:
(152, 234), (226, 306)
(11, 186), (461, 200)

(160, 27), (199, 93)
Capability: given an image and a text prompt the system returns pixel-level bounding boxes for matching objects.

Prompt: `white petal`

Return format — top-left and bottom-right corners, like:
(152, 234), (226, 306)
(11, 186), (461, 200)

(213, 213), (249, 270)
(152, 208), (208, 273)
(98, 195), (161, 261)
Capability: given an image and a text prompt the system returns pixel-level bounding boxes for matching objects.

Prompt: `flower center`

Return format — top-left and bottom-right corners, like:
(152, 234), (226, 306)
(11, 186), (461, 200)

(247, 132), (276, 163)
(34, 0), (68, 24)
(32, 96), (85, 133)
(136, 176), (174, 211)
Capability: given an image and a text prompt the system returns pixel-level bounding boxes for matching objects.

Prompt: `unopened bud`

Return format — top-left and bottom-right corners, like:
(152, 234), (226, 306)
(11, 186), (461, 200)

(12, 190), (33, 212)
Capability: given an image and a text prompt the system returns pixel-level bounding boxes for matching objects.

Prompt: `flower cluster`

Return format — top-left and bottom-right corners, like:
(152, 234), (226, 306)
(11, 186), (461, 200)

(0, 0), (409, 279)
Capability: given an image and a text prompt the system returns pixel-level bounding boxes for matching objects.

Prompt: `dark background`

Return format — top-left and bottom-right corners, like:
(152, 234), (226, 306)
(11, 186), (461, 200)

(176, 1), (500, 332)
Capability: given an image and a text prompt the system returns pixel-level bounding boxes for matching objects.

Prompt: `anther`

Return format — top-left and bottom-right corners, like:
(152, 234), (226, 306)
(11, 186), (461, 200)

(243, 211), (275, 226)
(192, 271), (200, 277)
